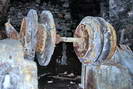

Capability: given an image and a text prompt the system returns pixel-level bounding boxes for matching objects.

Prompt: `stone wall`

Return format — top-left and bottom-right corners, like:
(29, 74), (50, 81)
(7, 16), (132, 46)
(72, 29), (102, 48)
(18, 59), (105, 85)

(101, 0), (133, 49)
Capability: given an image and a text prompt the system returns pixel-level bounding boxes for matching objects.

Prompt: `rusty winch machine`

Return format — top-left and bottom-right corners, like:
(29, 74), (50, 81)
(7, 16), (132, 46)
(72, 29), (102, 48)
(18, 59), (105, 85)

(4, 9), (133, 89)
(5, 9), (116, 65)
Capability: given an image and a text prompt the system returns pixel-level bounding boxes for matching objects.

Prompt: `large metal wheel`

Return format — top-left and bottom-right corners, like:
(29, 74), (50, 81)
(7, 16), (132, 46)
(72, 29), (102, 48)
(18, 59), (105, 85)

(74, 16), (117, 64)
(36, 10), (56, 66)
(20, 9), (38, 60)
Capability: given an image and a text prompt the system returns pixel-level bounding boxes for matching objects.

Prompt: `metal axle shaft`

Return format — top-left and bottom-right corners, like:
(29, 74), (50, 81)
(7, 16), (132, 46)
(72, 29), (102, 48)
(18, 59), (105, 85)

(60, 37), (82, 43)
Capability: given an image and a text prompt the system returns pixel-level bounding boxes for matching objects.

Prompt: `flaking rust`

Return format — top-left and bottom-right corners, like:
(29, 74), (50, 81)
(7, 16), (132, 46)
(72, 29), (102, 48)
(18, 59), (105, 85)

(73, 16), (117, 64)
(74, 24), (89, 58)
(74, 17), (104, 64)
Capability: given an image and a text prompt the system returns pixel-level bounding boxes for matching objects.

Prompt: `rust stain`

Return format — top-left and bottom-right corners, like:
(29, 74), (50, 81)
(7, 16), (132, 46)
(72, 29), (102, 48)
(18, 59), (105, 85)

(36, 24), (47, 53)
(73, 24), (89, 58)
(20, 18), (27, 39)
(5, 23), (19, 40)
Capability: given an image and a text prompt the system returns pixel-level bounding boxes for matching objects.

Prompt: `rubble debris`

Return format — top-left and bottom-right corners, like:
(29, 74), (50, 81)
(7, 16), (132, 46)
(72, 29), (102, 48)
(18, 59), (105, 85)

(67, 73), (75, 77)
(70, 81), (75, 84)
(47, 80), (53, 84)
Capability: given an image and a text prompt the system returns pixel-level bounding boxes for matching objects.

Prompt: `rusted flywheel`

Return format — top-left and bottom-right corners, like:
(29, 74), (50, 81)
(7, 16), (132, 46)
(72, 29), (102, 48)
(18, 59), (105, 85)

(73, 17), (117, 64)
(36, 10), (56, 66)
(5, 9), (56, 66)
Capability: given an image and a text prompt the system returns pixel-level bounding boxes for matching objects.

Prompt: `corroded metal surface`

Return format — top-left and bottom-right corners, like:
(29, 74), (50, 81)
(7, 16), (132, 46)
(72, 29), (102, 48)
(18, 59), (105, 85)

(111, 45), (133, 75)
(96, 17), (117, 63)
(4, 9), (55, 66)
(36, 24), (47, 53)
(5, 9), (38, 61)
(81, 64), (133, 89)
(20, 17), (27, 45)
(74, 16), (117, 64)
(36, 10), (56, 66)
(5, 20), (19, 40)
(0, 39), (38, 89)
(81, 44), (133, 89)
(74, 24), (89, 59)
(21, 9), (38, 60)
